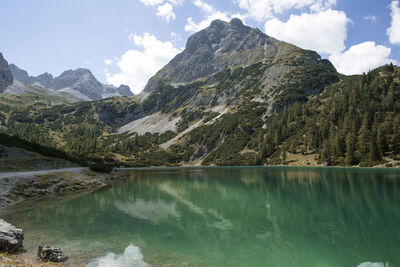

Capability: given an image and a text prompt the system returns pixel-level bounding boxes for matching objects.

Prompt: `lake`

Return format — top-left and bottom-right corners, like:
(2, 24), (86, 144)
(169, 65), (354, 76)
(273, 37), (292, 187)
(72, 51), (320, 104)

(2, 167), (400, 266)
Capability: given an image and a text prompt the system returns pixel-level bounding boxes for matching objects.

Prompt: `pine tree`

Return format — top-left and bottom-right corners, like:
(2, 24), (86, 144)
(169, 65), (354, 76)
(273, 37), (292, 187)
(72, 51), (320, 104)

(321, 139), (331, 165)
(345, 132), (357, 166)
(368, 130), (381, 163)
(377, 125), (388, 155)
(391, 117), (400, 154)
(357, 113), (370, 156)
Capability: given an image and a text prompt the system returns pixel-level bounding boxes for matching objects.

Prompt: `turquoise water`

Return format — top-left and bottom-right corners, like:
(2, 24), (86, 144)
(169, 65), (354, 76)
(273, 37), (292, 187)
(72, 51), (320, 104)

(3, 167), (400, 266)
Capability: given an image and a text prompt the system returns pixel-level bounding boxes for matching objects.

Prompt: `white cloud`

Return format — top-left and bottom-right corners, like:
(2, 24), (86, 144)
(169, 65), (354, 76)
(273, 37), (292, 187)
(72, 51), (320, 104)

(139, 0), (183, 23)
(185, 12), (230, 32)
(388, 1), (400, 45)
(310, 0), (336, 12)
(156, 2), (176, 21)
(168, 0), (184, 5)
(104, 59), (112, 65)
(139, 0), (164, 6)
(193, 0), (214, 12)
(106, 32), (181, 94)
(329, 41), (396, 75)
(364, 15), (377, 22)
(185, 0), (246, 32)
(264, 9), (349, 55)
(235, 0), (336, 21)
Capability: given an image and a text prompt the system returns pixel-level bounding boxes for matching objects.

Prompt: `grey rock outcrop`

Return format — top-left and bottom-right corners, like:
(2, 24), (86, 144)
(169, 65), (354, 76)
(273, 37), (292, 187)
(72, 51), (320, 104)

(0, 54), (13, 93)
(38, 245), (66, 262)
(0, 219), (24, 253)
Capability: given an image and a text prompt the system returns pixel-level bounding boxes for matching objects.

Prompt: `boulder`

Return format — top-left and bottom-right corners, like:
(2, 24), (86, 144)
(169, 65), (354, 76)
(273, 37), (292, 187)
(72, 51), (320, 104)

(38, 245), (65, 262)
(0, 219), (24, 253)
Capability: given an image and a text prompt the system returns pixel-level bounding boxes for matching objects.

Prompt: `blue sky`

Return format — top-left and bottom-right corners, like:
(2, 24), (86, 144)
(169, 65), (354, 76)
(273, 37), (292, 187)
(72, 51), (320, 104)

(1, 0), (399, 94)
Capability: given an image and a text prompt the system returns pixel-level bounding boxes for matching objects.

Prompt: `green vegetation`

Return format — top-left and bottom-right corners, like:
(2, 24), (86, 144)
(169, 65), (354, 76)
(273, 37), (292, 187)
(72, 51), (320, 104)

(169, 64), (400, 167)
(0, 64), (398, 167)
(89, 163), (113, 173)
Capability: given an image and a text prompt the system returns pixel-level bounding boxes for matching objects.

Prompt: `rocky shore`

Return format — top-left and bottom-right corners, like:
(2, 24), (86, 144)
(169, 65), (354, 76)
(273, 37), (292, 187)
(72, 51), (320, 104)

(0, 166), (133, 211)
(0, 168), (130, 266)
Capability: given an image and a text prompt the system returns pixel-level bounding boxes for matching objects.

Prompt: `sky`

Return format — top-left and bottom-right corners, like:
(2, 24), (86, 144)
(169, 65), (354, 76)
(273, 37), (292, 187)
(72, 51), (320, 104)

(1, 0), (400, 94)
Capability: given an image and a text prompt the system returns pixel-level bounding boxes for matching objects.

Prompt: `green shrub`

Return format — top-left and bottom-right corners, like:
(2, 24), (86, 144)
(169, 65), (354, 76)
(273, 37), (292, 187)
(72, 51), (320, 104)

(89, 163), (114, 173)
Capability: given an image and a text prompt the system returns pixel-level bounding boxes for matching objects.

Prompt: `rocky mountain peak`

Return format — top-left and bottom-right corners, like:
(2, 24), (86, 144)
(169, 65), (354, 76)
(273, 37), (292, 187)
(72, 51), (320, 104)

(0, 54), (13, 93)
(35, 72), (54, 88)
(53, 68), (100, 90)
(143, 18), (293, 93)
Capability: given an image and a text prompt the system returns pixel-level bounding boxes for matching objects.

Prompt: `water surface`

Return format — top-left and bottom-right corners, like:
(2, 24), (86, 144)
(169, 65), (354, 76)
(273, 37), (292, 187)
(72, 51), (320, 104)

(3, 167), (400, 266)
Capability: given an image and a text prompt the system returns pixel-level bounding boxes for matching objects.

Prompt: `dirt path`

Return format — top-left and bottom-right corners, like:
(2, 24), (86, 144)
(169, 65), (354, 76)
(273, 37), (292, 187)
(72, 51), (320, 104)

(0, 167), (86, 179)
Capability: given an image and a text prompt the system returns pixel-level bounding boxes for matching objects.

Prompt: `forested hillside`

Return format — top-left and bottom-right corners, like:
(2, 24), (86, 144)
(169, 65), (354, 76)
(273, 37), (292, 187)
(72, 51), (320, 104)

(0, 64), (399, 167)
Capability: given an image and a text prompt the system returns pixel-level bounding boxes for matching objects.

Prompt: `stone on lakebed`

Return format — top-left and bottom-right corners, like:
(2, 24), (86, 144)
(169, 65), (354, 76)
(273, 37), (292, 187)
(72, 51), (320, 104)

(0, 219), (24, 253)
(38, 245), (66, 262)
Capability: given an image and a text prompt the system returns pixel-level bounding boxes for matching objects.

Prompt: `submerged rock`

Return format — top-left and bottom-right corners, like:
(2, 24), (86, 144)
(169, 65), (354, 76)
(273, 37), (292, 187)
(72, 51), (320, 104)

(38, 245), (66, 262)
(0, 219), (24, 253)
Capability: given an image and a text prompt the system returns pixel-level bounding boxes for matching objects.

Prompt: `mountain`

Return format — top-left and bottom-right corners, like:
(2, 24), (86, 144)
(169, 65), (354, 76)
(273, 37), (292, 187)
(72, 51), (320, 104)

(140, 18), (337, 114)
(0, 53), (13, 93)
(8, 64), (53, 88)
(0, 19), (399, 168)
(8, 64), (134, 101)
(145, 18), (288, 92)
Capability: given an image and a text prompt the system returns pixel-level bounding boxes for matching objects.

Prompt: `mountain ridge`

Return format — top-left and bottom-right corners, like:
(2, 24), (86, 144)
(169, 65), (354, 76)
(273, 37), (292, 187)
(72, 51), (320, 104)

(7, 64), (134, 101)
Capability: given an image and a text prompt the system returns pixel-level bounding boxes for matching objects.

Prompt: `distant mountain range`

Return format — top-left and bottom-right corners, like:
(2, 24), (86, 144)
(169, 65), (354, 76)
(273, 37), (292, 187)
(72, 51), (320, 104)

(0, 19), (399, 168)
(0, 56), (133, 101)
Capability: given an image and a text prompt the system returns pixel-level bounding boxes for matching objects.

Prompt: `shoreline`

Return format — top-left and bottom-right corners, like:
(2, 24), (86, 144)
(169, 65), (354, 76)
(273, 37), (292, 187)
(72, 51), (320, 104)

(0, 168), (130, 211)
(0, 168), (131, 267)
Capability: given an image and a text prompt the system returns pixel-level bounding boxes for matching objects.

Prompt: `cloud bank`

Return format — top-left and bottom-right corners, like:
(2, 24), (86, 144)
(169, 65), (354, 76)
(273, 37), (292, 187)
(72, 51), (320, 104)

(329, 42), (396, 75)
(388, 1), (400, 45)
(106, 32), (181, 94)
(139, 0), (184, 22)
(264, 9), (348, 55)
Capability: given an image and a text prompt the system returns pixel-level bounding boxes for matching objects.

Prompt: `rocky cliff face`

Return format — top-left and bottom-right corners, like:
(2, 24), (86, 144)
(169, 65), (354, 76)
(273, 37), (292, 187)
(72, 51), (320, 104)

(0, 54), (13, 93)
(8, 64), (134, 101)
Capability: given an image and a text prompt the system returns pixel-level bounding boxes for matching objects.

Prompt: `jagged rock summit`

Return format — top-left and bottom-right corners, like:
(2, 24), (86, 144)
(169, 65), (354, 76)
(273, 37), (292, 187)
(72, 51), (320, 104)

(143, 18), (301, 94)
(0, 53), (13, 93)
(8, 64), (134, 101)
